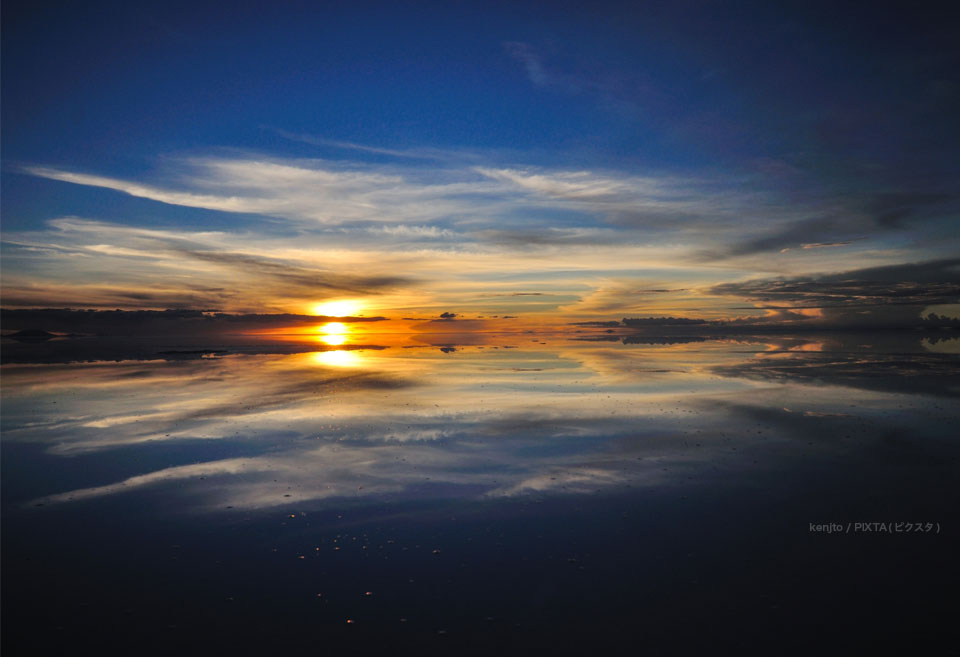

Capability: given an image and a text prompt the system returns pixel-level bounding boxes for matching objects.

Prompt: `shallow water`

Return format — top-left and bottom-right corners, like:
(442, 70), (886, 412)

(2, 332), (958, 654)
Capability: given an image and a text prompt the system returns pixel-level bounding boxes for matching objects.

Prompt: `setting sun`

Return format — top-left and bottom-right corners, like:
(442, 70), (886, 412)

(320, 322), (348, 335)
(311, 300), (363, 317)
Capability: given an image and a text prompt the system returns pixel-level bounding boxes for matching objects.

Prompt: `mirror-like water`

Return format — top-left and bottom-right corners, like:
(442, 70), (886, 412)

(3, 333), (957, 654)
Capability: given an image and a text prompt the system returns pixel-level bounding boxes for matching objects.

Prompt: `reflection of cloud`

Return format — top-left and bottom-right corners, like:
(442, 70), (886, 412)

(2, 353), (414, 455)
(712, 351), (960, 398)
(10, 337), (958, 514)
(7, 344), (759, 510)
(490, 468), (625, 497)
(31, 458), (277, 505)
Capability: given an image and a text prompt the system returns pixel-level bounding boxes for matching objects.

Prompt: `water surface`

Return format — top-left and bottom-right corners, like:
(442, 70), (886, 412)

(3, 332), (957, 654)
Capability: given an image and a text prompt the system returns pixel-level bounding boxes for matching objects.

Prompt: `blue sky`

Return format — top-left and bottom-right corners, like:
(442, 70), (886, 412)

(2, 0), (958, 322)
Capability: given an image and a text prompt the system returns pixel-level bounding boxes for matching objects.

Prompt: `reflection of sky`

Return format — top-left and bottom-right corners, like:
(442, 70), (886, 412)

(2, 337), (957, 512)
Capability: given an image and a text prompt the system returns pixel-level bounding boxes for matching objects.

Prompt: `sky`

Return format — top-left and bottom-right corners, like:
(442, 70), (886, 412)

(2, 0), (958, 327)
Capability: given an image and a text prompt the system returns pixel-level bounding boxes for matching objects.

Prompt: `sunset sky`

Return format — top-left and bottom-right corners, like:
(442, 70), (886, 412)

(3, 0), (958, 327)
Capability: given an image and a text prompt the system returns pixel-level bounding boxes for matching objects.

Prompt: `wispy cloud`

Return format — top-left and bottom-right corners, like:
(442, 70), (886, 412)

(25, 157), (755, 234)
(11, 147), (959, 315)
(503, 42), (556, 89)
(23, 159), (508, 227)
(268, 127), (480, 164)
(1, 217), (412, 312)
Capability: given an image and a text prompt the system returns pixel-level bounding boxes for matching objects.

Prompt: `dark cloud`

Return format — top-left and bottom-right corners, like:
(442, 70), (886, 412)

(869, 192), (960, 229)
(709, 258), (960, 326)
(622, 317), (710, 327)
(473, 228), (621, 247)
(713, 192), (960, 258)
(564, 260), (960, 331)
(570, 320), (622, 327)
(711, 214), (855, 258)
(0, 288), (239, 311)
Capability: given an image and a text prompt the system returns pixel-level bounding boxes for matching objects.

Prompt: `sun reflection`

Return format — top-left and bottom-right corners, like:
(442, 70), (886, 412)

(310, 322), (361, 366)
(311, 350), (362, 367)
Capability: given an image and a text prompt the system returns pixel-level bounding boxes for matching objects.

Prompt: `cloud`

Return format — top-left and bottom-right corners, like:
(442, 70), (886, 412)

(268, 128), (453, 161)
(365, 225), (455, 239)
(12, 147), (960, 316)
(472, 226), (623, 246)
(1, 217), (412, 311)
(24, 154), (788, 241)
(501, 41), (666, 115)
(25, 157), (746, 237)
(176, 249), (407, 294)
(476, 166), (687, 203)
(560, 280), (707, 316)
(554, 260), (960, 327)
(503, 42), (556, 89)
(712, 191), (960, 258)
(0, 308), (390, 340)
(23, 159), (508, 227)
(711, 258), (960, 306)
(868, 192), (959, 229)
(709, 258), (960, 326)
(779, 240), (859, 253)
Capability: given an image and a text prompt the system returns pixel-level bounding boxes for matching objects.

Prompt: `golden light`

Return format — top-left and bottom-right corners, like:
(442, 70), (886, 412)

(320, 322), (348, 335)
(311, 350), (362, 368)
(312, 300), (363, 317)
(320, 334), (346, 346)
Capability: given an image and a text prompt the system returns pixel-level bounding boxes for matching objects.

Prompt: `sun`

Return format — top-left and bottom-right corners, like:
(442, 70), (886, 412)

(320, 322), (348, 335)
(311, 300), (363, 317)
(318, 321), (350, 344)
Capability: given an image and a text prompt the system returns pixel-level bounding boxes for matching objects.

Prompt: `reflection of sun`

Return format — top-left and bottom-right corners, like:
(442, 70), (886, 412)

(310, 322), (359, 366)
(312, 300), (362, 317)
(311, 350), (361, 367)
